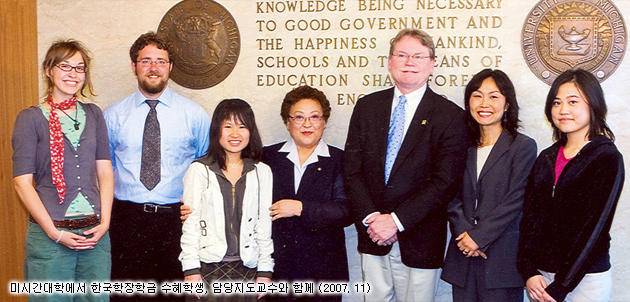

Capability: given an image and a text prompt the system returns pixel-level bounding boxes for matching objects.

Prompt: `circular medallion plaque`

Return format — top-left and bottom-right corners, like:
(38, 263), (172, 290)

(158, 0), (240, 89)
(521, 0), (626, 85)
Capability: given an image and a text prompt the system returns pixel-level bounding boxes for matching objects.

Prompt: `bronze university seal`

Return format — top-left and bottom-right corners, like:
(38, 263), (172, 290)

(522, 0), (626, 85)
(158, 0), (240, 89)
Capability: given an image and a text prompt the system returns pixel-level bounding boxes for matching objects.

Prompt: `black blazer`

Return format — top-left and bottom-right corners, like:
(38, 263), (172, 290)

(441, 130), (537, 289)
(262, 142), (350, 282)
(343, 86), (468, 269)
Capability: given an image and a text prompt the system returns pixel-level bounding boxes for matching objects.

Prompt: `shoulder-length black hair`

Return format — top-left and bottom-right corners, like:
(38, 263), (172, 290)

(464, 68), (520, 147)
(201, 98), (263, 169)
(545, 69), (614, 144)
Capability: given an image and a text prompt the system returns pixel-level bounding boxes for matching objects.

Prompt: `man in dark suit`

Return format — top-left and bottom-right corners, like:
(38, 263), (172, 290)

(343, 28), (468, 301)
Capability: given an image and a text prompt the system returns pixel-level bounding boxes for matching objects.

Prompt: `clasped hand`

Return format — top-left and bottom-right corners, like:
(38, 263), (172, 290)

(366, 214), (398, 246)
(269, 199), (302, 221)
(456, 231), (487, 259)
(55, 222), (108, 250)
(526, 275), (557, 302)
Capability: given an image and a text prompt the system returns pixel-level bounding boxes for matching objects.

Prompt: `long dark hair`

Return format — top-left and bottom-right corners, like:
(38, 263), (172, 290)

(464, 69), (520, 147)
(201, 99), (263, 169)
(544, 69), (614, 144)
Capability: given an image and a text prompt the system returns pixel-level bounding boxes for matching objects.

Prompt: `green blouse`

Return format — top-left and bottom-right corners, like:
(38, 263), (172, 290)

(40, 103), (94, 217)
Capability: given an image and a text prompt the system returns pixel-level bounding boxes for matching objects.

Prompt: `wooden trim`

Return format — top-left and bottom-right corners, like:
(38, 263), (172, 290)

(0, 0), (37, 300)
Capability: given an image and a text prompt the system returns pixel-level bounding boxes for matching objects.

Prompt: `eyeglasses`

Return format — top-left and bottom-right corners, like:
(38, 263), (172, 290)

(55, 63), (87, 73)
(391, 52), (431, 62)
(136, 59), (170, 67)
(289, 114), (324, 125)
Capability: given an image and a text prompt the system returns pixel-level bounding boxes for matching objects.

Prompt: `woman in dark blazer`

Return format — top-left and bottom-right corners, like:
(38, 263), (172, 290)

(263, 85), (350, 302)
(441, 69), (537, 301)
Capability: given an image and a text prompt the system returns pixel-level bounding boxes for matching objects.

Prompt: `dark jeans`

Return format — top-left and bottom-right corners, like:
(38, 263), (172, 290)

(110, 199), (184, 302)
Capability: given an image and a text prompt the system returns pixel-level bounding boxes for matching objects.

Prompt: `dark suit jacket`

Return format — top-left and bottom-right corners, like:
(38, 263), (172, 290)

(343, 86), (468, 269)
(262, 142), (350, 282)
(441, 130), (537, 288)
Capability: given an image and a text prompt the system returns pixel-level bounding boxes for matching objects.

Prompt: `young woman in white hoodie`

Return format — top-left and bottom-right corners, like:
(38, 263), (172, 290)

(180, 98), (273, 301)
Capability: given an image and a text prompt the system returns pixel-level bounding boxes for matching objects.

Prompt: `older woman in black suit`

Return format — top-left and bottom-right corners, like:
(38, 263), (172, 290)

(262, 85), (350, 302)
(441, 69), (537, 301)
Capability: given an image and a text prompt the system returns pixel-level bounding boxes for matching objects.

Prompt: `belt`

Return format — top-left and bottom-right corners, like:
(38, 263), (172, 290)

(142, 203), (174, 213)
(29, 215), (99, 230)
(115, 199), (177, 214)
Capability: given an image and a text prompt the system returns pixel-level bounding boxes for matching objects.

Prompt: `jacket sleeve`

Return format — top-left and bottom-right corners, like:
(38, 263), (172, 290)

(393, 109), (468, 230)
(468, 138), (537, 251)
(12, 109), (39, 177)
(300, 160), (351, 229)
(343, 99), (380, 224)
(545, 151), (624, 301)
(517, 155), (547, 283)
(254, 164), (274, 273)
(179, 162), (206, 273)
(447, 188), (472, 237)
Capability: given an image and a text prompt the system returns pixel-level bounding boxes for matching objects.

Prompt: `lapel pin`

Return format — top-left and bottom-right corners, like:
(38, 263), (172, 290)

(422, 120), (427, 125)
(317, 167), (322, 171)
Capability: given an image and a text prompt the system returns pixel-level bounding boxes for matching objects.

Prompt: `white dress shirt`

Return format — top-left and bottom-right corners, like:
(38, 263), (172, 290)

(279, 138), (330, 194)
(364, 85), (428, 232)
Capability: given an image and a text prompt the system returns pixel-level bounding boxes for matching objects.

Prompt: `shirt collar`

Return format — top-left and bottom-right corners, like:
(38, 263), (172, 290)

(133, 86), (173, 108)
(394, 84), (426, 104)
(279, 138), (330, 167)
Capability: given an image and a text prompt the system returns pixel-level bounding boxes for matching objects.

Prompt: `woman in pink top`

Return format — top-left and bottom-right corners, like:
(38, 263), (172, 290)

(518, 69), (624, 302)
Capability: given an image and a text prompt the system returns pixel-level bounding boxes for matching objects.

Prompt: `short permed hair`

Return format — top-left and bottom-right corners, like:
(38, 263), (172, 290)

(280, 85), (331, 124)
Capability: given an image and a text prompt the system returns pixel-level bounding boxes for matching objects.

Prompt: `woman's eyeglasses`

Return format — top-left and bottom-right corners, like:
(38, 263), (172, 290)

(289, 114), (324, 125)
(55, 63), (87, 73)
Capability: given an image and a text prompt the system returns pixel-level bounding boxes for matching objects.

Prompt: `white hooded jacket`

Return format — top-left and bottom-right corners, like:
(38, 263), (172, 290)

(179, 161), (274, 273)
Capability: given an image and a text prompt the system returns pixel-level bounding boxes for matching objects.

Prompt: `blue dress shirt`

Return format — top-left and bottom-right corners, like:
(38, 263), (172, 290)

(104, 87), (211, 205)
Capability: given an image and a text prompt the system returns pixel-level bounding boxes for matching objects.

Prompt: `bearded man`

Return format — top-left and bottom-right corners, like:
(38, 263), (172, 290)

(104, 31), (210, 302)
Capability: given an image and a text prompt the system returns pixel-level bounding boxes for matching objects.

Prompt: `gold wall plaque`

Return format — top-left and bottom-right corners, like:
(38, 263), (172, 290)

(158, 0), (240, 89)
(522, 0), (626, 85)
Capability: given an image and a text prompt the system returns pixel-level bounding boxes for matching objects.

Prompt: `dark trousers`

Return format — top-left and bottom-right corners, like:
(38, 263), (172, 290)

(452, 257), (524, 302)
(110, 199), (184, 302)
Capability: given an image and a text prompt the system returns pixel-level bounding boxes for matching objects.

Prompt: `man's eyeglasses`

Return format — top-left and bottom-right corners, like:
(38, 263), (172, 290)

(289, 114), (324, 125)
(56, 64), (87, 73)
(136, 59), (170, 67)
(391, 53), (431, 62)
